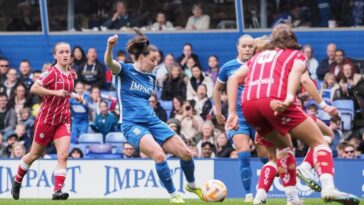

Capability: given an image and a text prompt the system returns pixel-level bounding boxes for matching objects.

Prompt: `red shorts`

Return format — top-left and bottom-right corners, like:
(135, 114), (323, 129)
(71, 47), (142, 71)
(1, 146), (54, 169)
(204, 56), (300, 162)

(33, 119), (71, 146)
(255, 133), (274, 147)
(242, 98), (308, 137)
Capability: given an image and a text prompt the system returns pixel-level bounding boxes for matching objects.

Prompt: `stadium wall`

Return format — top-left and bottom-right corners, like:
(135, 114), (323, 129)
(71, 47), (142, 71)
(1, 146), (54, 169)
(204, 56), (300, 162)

(0, 159), (363, 199)
(0, 30), (364, 70)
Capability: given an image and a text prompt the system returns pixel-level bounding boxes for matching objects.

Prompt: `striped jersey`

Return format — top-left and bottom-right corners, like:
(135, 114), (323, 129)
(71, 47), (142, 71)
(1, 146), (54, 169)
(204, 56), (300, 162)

(36, 66), (76, 125)
(242, 48), (307, 101)
(114, 63), (156, 123)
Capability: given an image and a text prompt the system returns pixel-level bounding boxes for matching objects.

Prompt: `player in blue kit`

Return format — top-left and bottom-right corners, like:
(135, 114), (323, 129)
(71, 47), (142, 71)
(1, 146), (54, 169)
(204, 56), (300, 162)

(104, 30), (203, 204)
(213, 35), (256, 202)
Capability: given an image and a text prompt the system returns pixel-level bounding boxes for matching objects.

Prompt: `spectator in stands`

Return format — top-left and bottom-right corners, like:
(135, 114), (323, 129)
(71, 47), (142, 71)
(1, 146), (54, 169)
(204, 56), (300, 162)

(0, 133), (5, 156)
(179, 100), (204, 140)
(70, 82), (91, 144)
(69, 148), (83, 159)
(201, 141), (215, 158)
(185, 3), (210, 30)
(88, 86), (101, 121)
(170, 96), (184, 119)
(187, 65), (214, 100)
(320, 73), (340, 102)
(167, 118), (188, 144)
(184, 56), (199, 78)
(1, 132), (18, 157)
(215, 133), (234, 158)
(342, 143), (358, 159)
(0, 68), (18, 98)
(116, 50), (127, 63)
(161, 63), (187, 101)
(149, 94), (167, 122)
(123, 143), (135, 158)
(206, 55), (219, 83)
(230, 150), (238, 158)
(15, 124), (31, 151)
(78, 48), (106, 90)
(8, 83), (33, 119)
(151, 12), (174, 31)
(0, 58), (9, 85)
(329, 49), (355, 82)
(337, 142), (347, 158)
(163, 0), (187, 28)
(72, 46), (86, 71)
(188, 145), (198, 158)
(17, 60), (33, 89)
(302, 45), (319, 81)
(330, 116), (344, 157)
(102, 1), (138, 30)
(272, 4), (307, 28)
(191, 84), (212, 120)
(177, 43), (200, 71)
(19, 107), (34, 137)
(353, 0), (364, 26)
(6, 2), (39, 31)
(0, 93), (17, 134)
(10, 142), (26, 159)
(306, 103), (318, 116)
(91, 101), (118, 137)
(194, 120), (216, 153)
(42, 63), (52, 72)
(337, 63), (363, 99)
(155, 53), (174, 88)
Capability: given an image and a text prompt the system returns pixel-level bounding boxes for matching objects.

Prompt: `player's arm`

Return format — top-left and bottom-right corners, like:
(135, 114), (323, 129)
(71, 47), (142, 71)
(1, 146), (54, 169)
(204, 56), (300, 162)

(104, 34), (121, 75)
(226, 65), (249, 130)
(300, 71), (338, 116)
(30, 81), (67, 97)
(213, 80), (225, 125)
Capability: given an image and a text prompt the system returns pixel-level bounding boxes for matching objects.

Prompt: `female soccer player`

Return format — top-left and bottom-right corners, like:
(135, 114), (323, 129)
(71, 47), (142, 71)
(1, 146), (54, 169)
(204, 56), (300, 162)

(226, 24), (359, 205)
(104, 31), (203, 204)
(11, 42), (82, 200)
(213, 34), (256, 202)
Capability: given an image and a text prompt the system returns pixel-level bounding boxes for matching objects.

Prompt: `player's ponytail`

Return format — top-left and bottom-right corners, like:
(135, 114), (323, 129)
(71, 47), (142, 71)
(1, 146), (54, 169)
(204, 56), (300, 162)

(127, 28), (157, 60)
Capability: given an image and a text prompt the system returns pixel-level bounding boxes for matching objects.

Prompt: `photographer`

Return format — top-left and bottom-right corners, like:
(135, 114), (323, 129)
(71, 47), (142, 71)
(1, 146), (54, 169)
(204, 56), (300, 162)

(179, 100), (203, 140)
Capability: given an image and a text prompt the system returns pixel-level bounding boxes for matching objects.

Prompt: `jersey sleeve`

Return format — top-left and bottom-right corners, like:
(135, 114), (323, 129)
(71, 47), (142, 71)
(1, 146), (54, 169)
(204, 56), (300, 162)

(217, 65), (228, 84)
(37, 70), (56, 87)
(293, 52), (307, 69)
(115, 62), (132, 77)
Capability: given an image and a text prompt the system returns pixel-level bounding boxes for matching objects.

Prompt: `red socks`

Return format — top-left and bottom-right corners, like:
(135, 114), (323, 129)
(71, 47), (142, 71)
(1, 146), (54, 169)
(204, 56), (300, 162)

(54, 169), (67, 192)
(303, 147), (314, 168)
(258, 161), (277, 192)
(276, 148), (297, 187)
(313, 145), (334, 176)
(14, 160), (30, 183)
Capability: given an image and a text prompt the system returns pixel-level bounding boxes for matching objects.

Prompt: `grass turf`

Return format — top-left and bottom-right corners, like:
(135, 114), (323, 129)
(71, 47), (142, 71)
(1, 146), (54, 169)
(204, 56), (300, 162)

(1, 199), (363, 205)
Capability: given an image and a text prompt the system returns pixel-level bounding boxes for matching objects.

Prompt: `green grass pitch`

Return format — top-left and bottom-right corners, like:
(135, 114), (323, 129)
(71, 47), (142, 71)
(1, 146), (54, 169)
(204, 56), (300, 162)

(0, 199), (363, 205)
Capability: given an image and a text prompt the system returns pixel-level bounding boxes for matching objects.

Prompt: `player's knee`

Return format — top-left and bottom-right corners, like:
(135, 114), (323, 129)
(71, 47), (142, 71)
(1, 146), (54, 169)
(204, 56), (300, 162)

(57, 153), (69, 162)
(180, 149), (193, 161)
(152, 151), (166, 163)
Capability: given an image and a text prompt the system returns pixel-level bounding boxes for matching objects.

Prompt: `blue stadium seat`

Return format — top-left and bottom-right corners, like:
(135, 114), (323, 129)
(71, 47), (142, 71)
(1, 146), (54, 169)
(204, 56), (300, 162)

(88, 144), (113, 154)
(333, 99), (355, 119)
(317, 109), (331, 125)
(101, 90), (117, 98)
(321, 89), (332, 102)
(88, 154), (123, 159)
(340, 113), (352, 131)
(113, 144), (123, 154)
(69, 144), (88, 155)
(78, 133), (103, 144)
(160, 100), (172, 119)
(105, 132), (126, 144)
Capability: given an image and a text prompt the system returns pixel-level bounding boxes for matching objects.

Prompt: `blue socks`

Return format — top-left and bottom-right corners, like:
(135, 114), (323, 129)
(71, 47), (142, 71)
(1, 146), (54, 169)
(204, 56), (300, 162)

(156, 161), (176, 194)
(180, 159), (195, 183)
(238, 151), (252, 194)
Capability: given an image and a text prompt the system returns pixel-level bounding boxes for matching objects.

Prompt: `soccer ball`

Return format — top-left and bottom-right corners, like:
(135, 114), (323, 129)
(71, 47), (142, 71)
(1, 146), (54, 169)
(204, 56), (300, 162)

(202, 179), (228, 202)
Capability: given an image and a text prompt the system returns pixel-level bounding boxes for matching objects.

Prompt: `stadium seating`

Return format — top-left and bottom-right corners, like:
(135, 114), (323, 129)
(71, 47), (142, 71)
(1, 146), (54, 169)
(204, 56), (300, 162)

(87, 144), (123, 159)
(105, 132), (126, 144)
(341, 113), (353, 131)
(321, 89), (332, 102)
(160, 100), (173, 119)
(333, 99), (355, 118)
(317, 109), (331, 125)
(78, 133), (104, 144)
(69, 144), (88, 155)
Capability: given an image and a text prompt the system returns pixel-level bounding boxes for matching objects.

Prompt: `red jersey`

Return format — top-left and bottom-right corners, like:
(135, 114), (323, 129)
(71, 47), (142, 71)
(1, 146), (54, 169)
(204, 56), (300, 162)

(36, 66), (76, 126)
(242, 48), (307, 101)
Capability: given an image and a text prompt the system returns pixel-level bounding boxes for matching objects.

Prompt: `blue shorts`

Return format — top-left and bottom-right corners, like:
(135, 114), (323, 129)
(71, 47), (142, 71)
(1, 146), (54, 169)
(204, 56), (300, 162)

(121, 117), (175, 150)
(228, 120), (255, 143)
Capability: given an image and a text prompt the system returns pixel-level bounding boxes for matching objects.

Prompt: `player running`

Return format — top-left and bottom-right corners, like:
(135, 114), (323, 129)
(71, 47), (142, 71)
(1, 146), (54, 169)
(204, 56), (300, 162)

(104, 30), (203, 204)
(11, 42), (82, 200)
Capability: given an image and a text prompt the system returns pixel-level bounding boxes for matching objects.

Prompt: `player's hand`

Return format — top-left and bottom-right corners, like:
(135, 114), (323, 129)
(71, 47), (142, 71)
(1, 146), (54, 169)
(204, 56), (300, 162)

(75, 94), (83, 103)
(107, 34), (118, 49)
(323, 105), (338, 117)
(216, 114), (226, 126)
(54, 89), (68, 97)
(226, 113), (239, 131)
(270, 100), (290, 115)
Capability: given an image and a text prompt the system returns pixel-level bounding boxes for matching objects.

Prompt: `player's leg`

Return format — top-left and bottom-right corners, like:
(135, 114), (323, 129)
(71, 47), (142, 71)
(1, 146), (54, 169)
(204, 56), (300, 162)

(290, 118), (359, 204)
(162, 135), (204, 201)
(12, 120), (49, 200)
(52, 123), (71, 200)
(139, 134), (184, 203)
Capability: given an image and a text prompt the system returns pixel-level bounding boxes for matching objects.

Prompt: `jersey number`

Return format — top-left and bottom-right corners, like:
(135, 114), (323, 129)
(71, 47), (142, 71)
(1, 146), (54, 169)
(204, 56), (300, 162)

(257, 50), (277, 64)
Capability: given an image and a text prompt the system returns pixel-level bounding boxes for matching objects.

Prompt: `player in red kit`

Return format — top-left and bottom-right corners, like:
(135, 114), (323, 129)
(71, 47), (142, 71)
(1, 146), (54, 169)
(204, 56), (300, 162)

(11, 42), (82, 200)
(226, 24), (359, 205)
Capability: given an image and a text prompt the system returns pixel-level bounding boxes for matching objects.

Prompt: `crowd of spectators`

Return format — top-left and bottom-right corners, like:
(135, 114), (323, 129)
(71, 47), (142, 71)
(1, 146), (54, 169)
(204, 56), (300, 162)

(0, 38), (364, 160)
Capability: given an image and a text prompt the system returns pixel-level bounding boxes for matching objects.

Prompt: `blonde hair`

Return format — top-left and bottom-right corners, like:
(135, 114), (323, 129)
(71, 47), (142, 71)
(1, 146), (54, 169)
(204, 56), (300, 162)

(322, 73), (337, 89)
(11, 142), (26, 158)
(237, 34), (254, 45)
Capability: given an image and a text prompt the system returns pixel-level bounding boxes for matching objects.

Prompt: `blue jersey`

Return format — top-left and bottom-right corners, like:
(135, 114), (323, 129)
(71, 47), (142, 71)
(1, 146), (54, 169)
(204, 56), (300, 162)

(217, 59), (246, 121)
(114, 63), (157, 123)
(70, 94), (91, 123)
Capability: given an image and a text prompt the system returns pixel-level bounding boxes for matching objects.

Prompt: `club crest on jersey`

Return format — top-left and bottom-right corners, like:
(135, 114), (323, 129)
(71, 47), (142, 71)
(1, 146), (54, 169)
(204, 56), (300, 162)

(148, 76), (154, 85)
(133, 128), (141, 136)
(40, 133), (45, 139)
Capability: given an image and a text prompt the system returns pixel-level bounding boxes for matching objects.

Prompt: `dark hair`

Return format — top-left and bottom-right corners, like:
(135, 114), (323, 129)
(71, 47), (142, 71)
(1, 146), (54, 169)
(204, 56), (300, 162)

(266, 24), (301, 50)
(117, 50), (127, 57)
(330, 115), (342, 123)
(127, 29), (157, 60)
(72, 45), (86, 64)
(99, 100), (108, 107)
(335, 49), (345, 56)
(20, 59), (30, 65)
(69, 148), (83, 158)
(0, 57), (9, 62)
(208, 55), (219, 62)
(0, 93), (8, 99)
(183, 43), (193, 50)
(201, 141), (215, 149)
(157, 50), (164, 64)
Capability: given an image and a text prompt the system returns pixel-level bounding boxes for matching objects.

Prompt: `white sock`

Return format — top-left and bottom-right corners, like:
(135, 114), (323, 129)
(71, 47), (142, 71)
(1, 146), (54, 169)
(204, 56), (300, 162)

(285, 186), (300, 202)
(170, 191), (178, 198)
(320, 173), (335, 190)
(254, 189), (267, 202)
(298, 161), (312, 171)
(188, 182), (197, 189)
